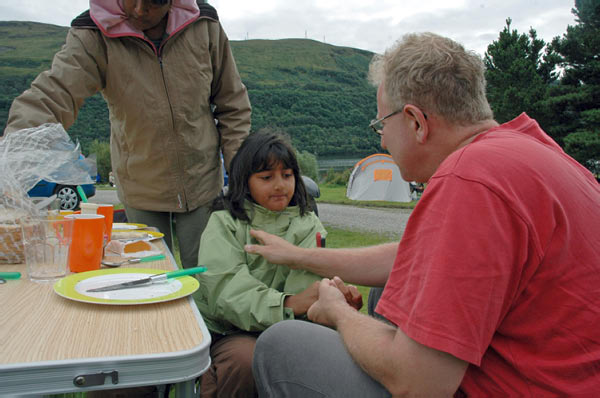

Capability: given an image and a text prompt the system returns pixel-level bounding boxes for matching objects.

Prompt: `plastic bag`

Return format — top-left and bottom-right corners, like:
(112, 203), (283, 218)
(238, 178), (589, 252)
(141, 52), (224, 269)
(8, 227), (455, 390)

(0, 123), (94, 263)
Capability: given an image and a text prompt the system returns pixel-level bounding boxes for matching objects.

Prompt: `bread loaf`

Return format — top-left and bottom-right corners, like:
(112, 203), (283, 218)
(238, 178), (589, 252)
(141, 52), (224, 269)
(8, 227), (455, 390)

(0, 208), (28, 264)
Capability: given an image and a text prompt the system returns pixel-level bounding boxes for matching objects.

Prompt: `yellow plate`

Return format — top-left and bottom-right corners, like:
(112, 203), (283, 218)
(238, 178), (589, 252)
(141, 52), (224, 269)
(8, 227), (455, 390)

(53, 268), (199, 305)
(112, 222), (148, 230)
(111, 229), (165, 241)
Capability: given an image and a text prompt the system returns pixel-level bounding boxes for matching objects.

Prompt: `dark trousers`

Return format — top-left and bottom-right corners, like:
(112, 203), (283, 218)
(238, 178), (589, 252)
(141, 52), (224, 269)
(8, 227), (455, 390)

(200, 331), (259, 398)
(124, 205), (210, 268)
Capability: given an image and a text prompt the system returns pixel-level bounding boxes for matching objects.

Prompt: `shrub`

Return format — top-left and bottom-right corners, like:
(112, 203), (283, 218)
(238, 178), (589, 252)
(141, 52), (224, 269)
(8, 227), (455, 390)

(88, 139), (111, 182)
(324, 168), (352, 186)
(296, 150), (318, 180)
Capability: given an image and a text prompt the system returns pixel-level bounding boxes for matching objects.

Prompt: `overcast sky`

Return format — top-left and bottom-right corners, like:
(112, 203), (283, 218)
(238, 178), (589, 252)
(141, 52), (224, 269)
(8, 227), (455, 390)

(1, 0), (576, 56)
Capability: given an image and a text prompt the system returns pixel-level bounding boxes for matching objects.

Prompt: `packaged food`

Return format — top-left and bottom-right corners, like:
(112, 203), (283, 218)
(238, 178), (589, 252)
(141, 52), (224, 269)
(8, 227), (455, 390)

(0, 124), (94, 264)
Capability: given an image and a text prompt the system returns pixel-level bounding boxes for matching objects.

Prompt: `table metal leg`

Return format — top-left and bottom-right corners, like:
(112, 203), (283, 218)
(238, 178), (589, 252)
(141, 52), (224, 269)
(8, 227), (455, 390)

(174, 379), (200, 398)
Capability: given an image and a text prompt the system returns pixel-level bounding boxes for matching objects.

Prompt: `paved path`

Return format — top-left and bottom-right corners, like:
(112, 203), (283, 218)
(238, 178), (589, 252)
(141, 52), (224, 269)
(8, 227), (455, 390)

(90, 189), (412, 239)
(318, 203), (411, 240)
(89, 189), (120, 205)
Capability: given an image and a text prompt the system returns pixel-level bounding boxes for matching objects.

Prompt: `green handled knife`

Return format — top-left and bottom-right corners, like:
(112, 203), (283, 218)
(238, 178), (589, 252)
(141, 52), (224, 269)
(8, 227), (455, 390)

(0, 272), (21, 280)
(86, 266), (207, 293)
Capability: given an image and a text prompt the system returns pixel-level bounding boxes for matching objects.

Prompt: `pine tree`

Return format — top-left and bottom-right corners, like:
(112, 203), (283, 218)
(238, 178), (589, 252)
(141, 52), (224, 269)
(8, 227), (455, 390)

(547, 0), (600, 166)
(484, 18), (559, 126)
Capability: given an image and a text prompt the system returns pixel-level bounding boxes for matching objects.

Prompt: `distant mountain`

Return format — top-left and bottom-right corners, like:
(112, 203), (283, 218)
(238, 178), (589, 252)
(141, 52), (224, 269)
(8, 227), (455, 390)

(0, 21), (379, 156)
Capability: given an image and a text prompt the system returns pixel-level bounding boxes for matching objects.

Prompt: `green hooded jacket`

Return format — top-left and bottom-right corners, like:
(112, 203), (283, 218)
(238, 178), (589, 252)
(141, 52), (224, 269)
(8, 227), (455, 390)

(194, 202), (326, 334)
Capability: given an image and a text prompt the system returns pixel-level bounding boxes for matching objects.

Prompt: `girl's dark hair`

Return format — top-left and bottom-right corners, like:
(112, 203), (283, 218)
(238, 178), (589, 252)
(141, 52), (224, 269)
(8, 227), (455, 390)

(151, 0), (171, 4)
(222, 131), (309, 221)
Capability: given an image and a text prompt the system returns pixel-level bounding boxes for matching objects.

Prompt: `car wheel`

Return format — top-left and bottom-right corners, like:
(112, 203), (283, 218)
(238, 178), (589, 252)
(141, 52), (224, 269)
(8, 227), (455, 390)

(55, 185), (80, 211)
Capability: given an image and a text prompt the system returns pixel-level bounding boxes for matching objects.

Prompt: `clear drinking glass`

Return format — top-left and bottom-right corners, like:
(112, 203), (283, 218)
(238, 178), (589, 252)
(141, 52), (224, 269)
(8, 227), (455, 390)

(21, 218), (74, 282)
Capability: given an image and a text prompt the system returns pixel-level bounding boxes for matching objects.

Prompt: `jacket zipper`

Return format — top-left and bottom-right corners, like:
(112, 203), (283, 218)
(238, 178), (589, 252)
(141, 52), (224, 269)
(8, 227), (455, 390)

(132, 36), (187, 210)
(157, 49), (187, 210)
(157, 42), (188, 210)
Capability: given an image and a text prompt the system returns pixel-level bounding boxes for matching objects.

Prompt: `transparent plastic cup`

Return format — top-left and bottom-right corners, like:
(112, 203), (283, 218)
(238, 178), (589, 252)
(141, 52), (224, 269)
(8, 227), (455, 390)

(21, 218), (74, 283)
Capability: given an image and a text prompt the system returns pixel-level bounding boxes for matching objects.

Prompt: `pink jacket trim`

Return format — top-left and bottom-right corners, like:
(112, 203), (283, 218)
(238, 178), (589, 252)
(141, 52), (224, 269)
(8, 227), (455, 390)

(89, 0), (201, 40)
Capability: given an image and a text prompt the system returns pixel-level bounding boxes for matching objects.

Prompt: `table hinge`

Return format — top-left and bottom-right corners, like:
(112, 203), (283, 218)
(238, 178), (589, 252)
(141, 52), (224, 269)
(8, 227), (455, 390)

(73, 370), (119, 387)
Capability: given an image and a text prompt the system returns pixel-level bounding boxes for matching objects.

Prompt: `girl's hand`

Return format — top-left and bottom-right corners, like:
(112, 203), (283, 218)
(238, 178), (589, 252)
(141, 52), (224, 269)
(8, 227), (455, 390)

(245, 229), (300, 267)
(284, 281), (320, 315)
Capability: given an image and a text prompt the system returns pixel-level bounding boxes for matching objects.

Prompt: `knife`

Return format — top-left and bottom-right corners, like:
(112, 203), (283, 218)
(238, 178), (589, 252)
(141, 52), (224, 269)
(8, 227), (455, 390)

(0, 272), (21, 280)
(86, 266), (207, 293)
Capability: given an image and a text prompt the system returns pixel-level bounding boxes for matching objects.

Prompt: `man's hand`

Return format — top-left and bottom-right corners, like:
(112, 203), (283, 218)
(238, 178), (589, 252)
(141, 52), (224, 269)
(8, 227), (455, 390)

(245, 229), (300, 267)
(332, 276), (363, 311)
(284, 281), (320, 316)
(307, 278), (355, 328)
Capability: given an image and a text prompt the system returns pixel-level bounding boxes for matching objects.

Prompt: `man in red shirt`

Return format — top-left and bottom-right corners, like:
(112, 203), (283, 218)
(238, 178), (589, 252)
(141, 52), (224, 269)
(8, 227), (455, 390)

(246, 32), (600, 397)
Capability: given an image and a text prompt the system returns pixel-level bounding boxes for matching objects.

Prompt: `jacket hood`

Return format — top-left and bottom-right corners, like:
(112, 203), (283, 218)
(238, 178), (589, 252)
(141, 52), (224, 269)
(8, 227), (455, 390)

(89, 0), (200, 38)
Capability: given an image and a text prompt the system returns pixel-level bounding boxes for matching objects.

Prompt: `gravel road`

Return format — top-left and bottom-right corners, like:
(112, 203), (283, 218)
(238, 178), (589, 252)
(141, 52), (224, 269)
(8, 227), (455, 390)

(89, 189), (120, 205)
(90, 189), (411, 239)
(318, 203), (411, 240)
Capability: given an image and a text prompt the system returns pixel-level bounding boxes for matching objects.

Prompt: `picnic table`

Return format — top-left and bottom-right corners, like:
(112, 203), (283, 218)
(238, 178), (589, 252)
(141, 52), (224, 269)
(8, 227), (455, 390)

(0, 236), (210, 397)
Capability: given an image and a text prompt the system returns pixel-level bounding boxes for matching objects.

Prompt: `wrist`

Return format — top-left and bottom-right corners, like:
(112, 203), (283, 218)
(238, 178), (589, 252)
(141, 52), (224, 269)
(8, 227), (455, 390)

(330, 302), (360, 329)
(284, 295), (303, 316)
(284, 295), (292, 309)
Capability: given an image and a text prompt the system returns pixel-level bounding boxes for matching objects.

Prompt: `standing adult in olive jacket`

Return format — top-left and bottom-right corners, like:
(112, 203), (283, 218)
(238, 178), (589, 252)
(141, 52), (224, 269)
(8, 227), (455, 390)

(4, 0), (251, 268)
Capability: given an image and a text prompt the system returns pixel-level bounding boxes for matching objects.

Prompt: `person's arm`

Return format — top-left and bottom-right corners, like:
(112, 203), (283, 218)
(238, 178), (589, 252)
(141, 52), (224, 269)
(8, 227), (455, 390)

(308, 278), (468, 396)
(4, 28), (105, 134)
(208, 22), (251, 171)
(245, 229), (397, 287)
(283, 281), (319, 316)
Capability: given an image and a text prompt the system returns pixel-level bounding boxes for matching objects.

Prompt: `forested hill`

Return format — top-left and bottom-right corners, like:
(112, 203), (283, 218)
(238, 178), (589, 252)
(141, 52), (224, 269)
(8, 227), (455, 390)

(0, 21), (380, 157)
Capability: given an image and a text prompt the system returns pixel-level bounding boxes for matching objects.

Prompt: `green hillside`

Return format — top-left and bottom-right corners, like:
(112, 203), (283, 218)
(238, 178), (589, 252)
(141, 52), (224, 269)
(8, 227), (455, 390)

(0, 21), (379, 157)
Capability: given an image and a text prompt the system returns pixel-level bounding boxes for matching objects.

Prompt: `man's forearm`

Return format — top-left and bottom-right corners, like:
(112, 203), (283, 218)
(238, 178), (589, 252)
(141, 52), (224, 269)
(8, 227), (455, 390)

(304, 278), (467, 395)
(291, 242), (397, 287)
(333, 307), (465, 397)
(332, 306), (402, 394)
(246, 231), (397, 287)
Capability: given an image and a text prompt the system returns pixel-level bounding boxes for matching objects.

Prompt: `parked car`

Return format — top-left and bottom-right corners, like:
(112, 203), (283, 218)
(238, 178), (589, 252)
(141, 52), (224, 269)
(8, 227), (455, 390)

(27, 154), (97, 210)
(28, 180), (96, 211)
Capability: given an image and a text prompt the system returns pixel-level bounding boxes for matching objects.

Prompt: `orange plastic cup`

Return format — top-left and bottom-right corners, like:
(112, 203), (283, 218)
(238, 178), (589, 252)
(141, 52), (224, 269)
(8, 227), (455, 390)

(65, 214), (105, 273)
(96, 204), (114, 244)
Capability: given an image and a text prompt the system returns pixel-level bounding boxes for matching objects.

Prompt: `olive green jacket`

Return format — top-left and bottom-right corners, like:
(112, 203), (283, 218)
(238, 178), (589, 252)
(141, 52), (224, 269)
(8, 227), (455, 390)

(194, 202), (326, 334)
(5, 1), (251, 212)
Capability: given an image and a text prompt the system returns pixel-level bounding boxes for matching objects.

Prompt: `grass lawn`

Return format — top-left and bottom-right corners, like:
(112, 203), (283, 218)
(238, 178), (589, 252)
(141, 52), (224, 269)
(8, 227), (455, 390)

(316, 182), (409, 313)
(323, 225), (397, 314)
(318, 184), (417, 209)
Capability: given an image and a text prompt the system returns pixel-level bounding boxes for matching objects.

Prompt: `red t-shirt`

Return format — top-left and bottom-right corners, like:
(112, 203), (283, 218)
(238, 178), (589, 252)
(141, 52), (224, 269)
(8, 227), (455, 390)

(377, 114), (600, 396)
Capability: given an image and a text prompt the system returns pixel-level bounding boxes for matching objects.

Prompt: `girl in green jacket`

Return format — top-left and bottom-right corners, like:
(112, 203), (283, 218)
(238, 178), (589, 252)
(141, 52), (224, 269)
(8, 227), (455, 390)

(194, 131), (326, 397)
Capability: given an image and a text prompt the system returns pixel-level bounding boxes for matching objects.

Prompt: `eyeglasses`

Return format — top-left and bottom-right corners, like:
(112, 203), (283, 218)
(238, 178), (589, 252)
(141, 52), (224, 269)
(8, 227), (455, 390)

(368, 109), (428, 136)
(369, 110), (402, 136)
